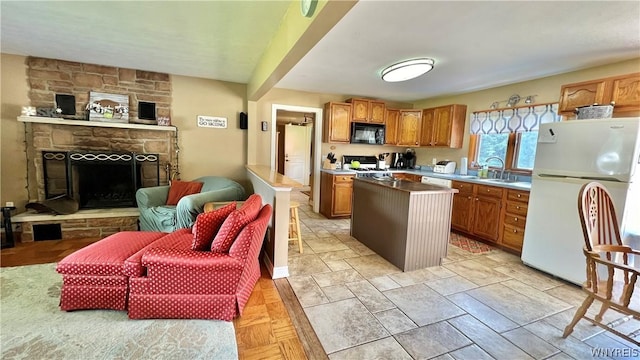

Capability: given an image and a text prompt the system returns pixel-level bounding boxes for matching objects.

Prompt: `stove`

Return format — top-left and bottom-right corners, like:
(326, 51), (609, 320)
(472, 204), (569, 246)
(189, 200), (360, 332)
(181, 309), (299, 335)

(343, 155), (392, 178)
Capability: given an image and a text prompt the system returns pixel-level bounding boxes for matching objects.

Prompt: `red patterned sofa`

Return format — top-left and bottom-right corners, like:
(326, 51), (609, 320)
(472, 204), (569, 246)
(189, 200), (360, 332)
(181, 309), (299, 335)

(56, 194), (271, 321)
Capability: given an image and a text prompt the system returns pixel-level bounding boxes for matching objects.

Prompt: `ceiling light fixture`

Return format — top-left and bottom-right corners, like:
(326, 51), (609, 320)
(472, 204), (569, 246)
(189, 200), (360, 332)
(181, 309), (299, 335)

(381, 58), (435, 82)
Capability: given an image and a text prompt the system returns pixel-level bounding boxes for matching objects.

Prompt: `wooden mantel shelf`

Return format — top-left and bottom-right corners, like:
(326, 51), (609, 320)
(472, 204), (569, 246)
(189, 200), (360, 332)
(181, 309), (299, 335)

(17, 116), (177, 132)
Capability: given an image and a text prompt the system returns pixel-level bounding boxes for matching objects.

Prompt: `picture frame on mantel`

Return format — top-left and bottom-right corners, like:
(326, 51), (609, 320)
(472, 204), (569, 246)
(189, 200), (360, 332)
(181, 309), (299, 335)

(87, 92), (129, 123)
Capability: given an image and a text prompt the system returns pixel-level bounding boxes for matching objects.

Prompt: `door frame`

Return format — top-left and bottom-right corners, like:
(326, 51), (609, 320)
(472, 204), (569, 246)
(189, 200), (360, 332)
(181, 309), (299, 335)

(271, 104), (323, 213)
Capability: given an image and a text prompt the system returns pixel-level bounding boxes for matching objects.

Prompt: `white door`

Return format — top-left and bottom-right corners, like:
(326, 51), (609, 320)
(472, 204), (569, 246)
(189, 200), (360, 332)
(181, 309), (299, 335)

(284, 124), (309, 185)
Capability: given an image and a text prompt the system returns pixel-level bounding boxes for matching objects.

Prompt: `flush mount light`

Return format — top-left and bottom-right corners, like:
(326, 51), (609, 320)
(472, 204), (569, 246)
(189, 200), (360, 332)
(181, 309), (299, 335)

(381, 58), (435, 82)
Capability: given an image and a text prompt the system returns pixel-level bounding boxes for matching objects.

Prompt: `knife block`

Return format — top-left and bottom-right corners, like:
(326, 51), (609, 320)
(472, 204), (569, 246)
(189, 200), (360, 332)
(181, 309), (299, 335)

(322, 159), (336, 170)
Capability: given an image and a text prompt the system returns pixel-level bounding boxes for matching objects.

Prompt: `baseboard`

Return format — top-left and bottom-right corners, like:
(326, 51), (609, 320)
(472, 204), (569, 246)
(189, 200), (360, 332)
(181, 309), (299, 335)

(262, 254), (289, 279)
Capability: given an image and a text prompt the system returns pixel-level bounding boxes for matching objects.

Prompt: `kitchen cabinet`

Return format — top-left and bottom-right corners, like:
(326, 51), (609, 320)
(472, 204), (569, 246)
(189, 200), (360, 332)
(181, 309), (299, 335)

(396, 110), (422, 146)
(451, 181), (503, 243)
(320, 172), (354, 218)
(393, 173), (422, 182)
(499, 189), (529, 252)
(323, 102), (352, 143)
(419, 104), (466, 148)
(451, 181), (474, 232)
(558, 72), (640, 117)
(385, 108), (399, 145)
(347, 98), (386, 124)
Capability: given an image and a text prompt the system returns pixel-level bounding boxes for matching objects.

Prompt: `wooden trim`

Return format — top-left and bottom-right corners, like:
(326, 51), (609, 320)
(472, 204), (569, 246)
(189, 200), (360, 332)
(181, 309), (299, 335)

(274, 278), (328, 360)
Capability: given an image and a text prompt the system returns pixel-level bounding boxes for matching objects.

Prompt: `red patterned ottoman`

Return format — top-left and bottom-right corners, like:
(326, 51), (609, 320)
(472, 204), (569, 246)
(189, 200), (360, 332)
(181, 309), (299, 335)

(56, 231), (166, 311)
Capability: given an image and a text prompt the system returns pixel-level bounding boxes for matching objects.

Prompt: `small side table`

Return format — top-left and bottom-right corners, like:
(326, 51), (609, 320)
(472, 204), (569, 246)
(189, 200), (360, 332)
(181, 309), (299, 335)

(1, 206), (17, 249)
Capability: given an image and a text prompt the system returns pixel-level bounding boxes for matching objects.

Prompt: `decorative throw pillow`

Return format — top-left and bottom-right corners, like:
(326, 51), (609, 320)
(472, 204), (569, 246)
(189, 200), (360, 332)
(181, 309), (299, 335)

(191, 202), (236, 251)
(166, 180), (203, 205)
(211, 194), (262, 253)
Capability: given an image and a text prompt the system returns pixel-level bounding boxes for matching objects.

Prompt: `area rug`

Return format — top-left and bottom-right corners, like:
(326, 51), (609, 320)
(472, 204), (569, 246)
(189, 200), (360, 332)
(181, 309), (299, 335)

(0, 263), (238, 360)
(449, 232), (494, 254)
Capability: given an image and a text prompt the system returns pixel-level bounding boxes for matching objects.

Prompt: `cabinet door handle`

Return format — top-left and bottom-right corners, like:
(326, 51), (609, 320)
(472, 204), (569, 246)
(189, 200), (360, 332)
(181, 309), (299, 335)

(517, 194), (521, 198)
(467, 196), (472, 200)
(516, 206), (521, 210)
(514, 217), (518, 222)
(475, 198), (479, 201)
(513, 229), (518, 233)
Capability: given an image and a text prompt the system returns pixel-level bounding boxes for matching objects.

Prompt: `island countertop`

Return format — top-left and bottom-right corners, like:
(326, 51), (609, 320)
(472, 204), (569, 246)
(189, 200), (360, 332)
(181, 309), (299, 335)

(354, 177), (458, 194)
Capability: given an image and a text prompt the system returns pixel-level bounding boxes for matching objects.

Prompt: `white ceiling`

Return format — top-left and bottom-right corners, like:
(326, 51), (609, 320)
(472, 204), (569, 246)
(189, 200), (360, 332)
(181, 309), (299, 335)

(2, 1), (639, 103)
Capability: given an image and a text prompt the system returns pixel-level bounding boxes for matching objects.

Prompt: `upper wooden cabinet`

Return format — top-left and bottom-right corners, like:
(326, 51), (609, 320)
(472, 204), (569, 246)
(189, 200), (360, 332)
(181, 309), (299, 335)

(396, 110), (422, 147)
(323, 102), (352, 143)
(346, 98), (386, 124)
(419, 104), (467, 148)
(385, 108), (399, 145)
(558, 72), (640, 117)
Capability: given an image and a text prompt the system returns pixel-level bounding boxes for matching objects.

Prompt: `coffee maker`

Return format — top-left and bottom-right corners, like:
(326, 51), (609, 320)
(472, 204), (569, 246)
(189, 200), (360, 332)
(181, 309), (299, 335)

(404, 149), (417, 169)
(390, 152), (406, 169)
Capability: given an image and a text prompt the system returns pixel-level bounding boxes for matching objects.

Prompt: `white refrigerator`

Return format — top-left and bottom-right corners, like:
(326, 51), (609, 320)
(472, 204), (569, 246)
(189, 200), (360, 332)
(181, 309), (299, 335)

(521, 118), (640, 285)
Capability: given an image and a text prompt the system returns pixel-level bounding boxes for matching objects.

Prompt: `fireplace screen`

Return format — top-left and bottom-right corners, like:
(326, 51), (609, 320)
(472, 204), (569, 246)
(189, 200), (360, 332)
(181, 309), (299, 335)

(42, 150), (160, 209)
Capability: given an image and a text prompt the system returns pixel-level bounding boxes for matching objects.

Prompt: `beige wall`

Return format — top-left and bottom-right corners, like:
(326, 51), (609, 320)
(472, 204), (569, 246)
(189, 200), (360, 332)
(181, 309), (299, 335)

(170, 75), (249, 188)
(410, 58), (640, 166)
(1, 54), (29, 209)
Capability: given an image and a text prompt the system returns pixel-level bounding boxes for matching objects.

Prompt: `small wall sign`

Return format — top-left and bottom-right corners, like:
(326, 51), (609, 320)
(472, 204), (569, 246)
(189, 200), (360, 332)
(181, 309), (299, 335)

(197, 115), (227, 128)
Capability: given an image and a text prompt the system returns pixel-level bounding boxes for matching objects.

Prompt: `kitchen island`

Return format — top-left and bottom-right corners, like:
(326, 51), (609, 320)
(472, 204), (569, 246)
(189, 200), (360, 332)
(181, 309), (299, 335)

(351, 177), (458, 271)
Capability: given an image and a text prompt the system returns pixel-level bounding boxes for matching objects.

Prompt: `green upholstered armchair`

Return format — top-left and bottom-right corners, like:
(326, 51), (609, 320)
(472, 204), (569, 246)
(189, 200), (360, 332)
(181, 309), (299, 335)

(136, 176), (246, 232)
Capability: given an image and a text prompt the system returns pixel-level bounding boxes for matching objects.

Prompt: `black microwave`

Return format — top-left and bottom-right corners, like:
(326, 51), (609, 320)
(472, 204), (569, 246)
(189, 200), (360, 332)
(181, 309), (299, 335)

(350, 122), (385, 145)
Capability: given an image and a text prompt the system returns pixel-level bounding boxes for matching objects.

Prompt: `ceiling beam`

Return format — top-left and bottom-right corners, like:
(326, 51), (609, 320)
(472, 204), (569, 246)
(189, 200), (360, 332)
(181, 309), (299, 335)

(247, 0), (357, 101)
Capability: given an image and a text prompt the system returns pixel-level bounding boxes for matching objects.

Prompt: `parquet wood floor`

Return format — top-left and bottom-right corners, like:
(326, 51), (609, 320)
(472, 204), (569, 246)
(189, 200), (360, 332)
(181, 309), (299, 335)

(1, 238), (314, 360)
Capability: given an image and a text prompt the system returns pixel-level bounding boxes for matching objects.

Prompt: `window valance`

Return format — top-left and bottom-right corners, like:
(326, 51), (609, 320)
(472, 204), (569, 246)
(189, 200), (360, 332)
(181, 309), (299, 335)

(470, 102), (560, 134)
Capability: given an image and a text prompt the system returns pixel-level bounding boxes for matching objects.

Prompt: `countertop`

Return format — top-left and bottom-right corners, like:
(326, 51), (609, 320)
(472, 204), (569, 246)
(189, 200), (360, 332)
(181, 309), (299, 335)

(322, 168), (531, 191)
(354, 177), (458, 194)
(246, 165), (302, 188)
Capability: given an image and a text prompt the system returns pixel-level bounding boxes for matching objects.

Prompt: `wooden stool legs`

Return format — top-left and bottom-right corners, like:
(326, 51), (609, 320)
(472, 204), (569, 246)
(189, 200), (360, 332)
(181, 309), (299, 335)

(289, 202), (303, 253)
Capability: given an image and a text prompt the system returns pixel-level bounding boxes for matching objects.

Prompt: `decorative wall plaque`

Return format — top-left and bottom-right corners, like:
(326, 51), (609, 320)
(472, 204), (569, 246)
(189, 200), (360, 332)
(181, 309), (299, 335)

(197, 115), (227, 129)
(87, 92), (129, 123)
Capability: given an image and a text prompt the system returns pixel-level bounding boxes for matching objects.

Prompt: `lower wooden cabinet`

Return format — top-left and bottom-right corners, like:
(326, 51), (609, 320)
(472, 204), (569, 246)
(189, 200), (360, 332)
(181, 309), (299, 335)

(499, 189), (529, 252)
(452, 180), (529, 253)
(320, 172), (354, 218)
(393, 173), (422, 182)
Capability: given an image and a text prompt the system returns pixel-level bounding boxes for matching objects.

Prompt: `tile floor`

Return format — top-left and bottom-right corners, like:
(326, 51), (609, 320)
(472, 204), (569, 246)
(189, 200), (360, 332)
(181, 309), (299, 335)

(286, 190), (639, 359)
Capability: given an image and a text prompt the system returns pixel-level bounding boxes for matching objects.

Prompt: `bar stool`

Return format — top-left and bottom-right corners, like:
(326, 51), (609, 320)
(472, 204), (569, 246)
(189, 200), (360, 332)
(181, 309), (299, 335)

(289, 201), (303, 253)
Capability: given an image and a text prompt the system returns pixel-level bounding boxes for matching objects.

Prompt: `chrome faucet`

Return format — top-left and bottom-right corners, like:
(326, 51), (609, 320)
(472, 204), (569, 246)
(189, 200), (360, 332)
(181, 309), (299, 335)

(485, 156), (505, 180)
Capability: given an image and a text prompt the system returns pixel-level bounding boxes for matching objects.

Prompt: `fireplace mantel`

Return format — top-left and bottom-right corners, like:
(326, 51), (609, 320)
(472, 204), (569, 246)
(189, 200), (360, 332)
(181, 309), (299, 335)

(18, 116), (176, 132)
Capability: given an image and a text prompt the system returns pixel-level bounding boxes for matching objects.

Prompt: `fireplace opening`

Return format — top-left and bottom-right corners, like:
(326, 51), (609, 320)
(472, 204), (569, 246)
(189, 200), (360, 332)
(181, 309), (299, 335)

(74, 162), (142, 208)
(42, 150), (160, 210)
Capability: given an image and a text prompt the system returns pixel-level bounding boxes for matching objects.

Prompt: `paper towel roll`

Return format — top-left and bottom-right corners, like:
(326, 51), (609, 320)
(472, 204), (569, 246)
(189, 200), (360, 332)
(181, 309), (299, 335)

(460, 157), (468, 175)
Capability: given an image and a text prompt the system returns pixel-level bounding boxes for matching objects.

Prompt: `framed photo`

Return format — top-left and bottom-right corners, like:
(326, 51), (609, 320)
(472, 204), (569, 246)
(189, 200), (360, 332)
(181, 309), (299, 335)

(87, 92), (129, 123)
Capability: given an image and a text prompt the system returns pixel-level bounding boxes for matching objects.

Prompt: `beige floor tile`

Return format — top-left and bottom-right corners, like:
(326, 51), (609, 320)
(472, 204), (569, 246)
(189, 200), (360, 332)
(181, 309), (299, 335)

(287, 275), (329, 308)
(312, 269), (364, 287)
(373, 308), (418, 335)
(389, 268), (441, 286)
(323, 259), (353, 272)
(449, 344), (494, 360)
(448, 315), (534, 360)
(345, 254), (402, 279)
(287, 254), (331, 276)
(465, 283), (570, 325)
(394, 321), (472, 359)
(304, 298), (389, 354)
(322, 284), (355, 302)
(443, 259), (512, 286)
(346, 280), (396, 313)
(317, 249), (361, 262)
(493, 263), (564, 291)
(426, 266), (457, 279)
(368, 276), (402, 292)
(384, 284), (465, 326)
(446, 293), (519, 333)
(305, 236), (350, 253)
(426, 275), (478, 296)
(328, 337), (412, 360)
(501, 327), (561, 359)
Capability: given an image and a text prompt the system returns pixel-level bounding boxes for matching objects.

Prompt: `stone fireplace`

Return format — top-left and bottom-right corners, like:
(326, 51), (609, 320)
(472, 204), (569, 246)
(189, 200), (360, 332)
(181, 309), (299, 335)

(12, 56), (177, 242)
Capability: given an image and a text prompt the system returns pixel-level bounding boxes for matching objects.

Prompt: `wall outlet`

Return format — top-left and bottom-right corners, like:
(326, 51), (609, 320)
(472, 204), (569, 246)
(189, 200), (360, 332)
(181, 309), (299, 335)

(5, 201), (14, 207)
(432, 158), (437, 165)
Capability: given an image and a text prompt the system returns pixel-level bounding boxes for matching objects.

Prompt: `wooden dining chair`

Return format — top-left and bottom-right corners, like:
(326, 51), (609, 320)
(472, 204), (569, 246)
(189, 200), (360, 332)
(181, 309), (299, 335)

(563, 182), (640, 345)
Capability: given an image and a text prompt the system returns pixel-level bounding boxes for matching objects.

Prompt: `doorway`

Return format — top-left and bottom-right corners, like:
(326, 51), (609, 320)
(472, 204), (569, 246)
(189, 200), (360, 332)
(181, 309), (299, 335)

(271, 105), (323, 213)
